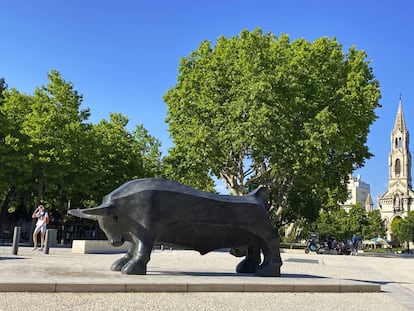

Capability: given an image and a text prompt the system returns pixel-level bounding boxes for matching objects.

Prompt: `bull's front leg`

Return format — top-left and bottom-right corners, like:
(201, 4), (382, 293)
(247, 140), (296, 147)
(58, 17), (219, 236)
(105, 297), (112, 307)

(111, 243), (136, 272)
(121, 233), (154, 275)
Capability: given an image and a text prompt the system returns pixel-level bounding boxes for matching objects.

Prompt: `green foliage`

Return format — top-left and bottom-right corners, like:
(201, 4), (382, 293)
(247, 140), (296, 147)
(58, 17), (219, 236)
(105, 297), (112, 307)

(163, 146), (216, 192)
(391, 217), (403, 243)
(392, 212), (414, 245)
(1, 70), (91, 206)
(0, 70), (162, 219)
(314, 208), (349, 241)
(164, 28), (381, 225)
(89, 113), (146, 198)
(363, 209), (386, 238)
(346, 203), (368, 236)
(133, 124), (163, 177)
(305, 204), (385, 241)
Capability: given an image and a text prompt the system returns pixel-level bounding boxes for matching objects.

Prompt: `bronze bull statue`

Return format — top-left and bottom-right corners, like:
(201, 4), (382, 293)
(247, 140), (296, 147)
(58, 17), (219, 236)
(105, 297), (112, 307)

(69, 178), (282, 276)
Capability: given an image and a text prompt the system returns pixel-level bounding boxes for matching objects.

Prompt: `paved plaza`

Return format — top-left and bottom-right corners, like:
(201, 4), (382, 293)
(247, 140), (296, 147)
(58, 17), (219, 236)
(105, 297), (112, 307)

(0, 246), (413, 310)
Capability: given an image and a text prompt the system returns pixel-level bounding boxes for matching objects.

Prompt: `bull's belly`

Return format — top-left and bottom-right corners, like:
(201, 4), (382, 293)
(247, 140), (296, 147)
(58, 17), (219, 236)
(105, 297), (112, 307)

(157, 225), (260, 255)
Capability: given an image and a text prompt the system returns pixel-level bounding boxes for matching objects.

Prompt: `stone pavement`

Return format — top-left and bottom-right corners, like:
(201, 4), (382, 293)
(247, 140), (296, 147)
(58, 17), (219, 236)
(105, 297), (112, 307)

(0, 246), (413, 310)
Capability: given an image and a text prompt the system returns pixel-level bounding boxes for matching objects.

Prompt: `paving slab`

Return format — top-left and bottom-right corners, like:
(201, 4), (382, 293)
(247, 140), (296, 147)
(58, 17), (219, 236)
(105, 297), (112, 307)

(0, 246), (382, 293)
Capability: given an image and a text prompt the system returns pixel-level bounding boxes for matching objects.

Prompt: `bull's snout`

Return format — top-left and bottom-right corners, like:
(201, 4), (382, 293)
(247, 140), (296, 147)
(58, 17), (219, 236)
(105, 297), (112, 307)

(110, 237), (125, 247)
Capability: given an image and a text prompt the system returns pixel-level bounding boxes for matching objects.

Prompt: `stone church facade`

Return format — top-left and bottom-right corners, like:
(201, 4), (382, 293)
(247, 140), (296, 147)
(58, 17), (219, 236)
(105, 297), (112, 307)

(378, 98), (414, 240)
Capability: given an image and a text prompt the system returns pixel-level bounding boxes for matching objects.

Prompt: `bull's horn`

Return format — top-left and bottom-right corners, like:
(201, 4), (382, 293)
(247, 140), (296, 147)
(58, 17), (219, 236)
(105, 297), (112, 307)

(68, 203), (112, 219)
(68, 208), (97, 220)
(83, 203), (112, 216)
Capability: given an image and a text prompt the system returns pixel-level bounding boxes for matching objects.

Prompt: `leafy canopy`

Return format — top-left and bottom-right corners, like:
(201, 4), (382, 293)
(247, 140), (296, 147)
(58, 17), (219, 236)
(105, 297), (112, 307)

(164, 28), (381, 225)
(392, 212), (414, 245)
(0, 70), (162, 217)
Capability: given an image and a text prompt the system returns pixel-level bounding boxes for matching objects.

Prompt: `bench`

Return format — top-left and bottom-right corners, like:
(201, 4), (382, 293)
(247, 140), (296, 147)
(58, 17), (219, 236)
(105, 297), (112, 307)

(71, 239), (131, 254)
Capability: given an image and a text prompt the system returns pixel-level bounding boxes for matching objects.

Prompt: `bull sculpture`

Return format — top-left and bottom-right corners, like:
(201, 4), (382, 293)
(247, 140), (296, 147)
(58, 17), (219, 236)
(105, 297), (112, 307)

(69, 178), (282, 276)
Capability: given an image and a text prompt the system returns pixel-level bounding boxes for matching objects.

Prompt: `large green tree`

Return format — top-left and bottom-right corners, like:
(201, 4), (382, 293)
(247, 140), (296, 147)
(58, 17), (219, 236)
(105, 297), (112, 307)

(164, 28), (381, 225)
(0, 77), (9, 191)
(0, 70), (166, 245)
(89, 113), (147, 200)
(346, 203), (369, 237)
(0, 87), (36, 217)
(363, 209), (385, 239)
(393, 212), (414, 251)
(312, 209), (349, 241)
(304, 204), (385, 242)
(1, 70), (91, 206)
(133, 124), (163, 177)
(0, 78), (19, 223)
(0, 71), (163, 220)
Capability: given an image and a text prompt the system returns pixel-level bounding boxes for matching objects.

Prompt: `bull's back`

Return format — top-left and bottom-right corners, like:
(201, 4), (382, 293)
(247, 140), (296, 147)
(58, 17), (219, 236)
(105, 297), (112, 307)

(112, 178), (267, 222)
(110, 178), (261, 205)
(110, 178), (276, 254)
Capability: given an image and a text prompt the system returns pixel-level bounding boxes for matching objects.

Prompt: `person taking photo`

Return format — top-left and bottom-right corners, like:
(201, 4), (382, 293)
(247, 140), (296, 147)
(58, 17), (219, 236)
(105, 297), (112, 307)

(32, 204), (49, 251)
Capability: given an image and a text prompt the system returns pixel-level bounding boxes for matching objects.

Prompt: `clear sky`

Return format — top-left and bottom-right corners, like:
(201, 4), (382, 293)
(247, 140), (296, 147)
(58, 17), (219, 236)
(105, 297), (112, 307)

(1, 0), (414, 202)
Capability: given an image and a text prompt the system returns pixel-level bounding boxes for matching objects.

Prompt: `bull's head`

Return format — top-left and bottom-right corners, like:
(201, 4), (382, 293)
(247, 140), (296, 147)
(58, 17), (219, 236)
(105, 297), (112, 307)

(68, 203), (125, 247)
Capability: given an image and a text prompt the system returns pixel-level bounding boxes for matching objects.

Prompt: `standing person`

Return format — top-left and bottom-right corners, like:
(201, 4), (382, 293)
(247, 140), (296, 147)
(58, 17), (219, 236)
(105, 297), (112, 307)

(351, 234), (361, 256)
(32, 204), (49, 251)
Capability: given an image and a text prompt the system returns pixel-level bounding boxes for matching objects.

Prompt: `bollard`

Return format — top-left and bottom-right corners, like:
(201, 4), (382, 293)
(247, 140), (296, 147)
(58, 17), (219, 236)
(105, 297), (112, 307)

(43, 229), (51, 254)
(12, 226), (21, 255)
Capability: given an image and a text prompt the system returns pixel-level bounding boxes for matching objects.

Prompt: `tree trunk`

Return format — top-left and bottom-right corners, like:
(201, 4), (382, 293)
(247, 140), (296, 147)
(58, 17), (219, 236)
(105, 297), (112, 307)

(220, 170), (245, 196)
(36, 175), (45, 205)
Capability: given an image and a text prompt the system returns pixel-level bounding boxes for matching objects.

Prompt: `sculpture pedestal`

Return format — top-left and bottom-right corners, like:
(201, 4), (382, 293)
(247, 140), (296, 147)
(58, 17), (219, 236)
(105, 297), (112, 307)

(72, 240), (131, 254)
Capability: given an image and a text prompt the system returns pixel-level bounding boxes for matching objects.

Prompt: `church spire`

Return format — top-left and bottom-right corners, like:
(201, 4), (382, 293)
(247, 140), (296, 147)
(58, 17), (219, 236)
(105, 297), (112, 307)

(378, 96), (414, 241)
(389, 96), (411, 188)
(393, 96), (406, 133)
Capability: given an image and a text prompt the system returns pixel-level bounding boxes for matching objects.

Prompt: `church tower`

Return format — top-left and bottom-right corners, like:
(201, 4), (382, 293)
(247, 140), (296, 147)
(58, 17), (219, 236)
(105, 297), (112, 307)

(378, 98), (414, 239)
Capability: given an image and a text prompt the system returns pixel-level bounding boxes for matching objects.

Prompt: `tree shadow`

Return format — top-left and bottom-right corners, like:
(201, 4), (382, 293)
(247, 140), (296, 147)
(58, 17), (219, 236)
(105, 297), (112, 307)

(152, 271), (327, 278)
(281, 273), (326, 279)
(344, 278), (410, 287)
(0, 256), (26, 261)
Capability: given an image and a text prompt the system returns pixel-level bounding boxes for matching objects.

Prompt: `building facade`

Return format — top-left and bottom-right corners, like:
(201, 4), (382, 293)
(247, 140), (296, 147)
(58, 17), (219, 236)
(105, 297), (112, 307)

(341, 175), (373, 213)
(378, 99), (414, 240)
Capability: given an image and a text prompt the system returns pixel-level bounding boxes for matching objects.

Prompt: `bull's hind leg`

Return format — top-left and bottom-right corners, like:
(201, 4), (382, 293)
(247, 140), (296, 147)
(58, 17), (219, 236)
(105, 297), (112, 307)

(255, 239), (282, 277)
(236, 244), (261, 274)
(121, 235), (154, 275)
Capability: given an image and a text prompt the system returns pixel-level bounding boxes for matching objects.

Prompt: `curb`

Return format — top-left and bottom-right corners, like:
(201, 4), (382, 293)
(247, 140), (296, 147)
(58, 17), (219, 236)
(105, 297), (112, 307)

(0, 281), (381, 293)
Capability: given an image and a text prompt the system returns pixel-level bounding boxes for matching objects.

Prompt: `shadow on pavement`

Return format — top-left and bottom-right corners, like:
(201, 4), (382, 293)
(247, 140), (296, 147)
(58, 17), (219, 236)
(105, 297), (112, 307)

(0, 256), (26, 261)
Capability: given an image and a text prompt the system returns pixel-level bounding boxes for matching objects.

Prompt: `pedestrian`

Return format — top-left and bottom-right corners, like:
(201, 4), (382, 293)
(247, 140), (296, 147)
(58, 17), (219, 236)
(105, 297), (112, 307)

(351, 234), (361, 255)
(32, 204), (49, 251)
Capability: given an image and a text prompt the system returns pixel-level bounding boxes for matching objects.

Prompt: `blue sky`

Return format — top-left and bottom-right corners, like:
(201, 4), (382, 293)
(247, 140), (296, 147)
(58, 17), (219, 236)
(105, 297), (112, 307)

(1, 0), (414, 203)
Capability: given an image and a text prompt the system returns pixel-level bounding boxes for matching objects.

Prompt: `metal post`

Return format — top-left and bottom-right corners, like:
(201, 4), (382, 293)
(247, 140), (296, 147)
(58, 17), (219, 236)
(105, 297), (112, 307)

(43, 229), (50, 254)
(12, 226), (21, 255)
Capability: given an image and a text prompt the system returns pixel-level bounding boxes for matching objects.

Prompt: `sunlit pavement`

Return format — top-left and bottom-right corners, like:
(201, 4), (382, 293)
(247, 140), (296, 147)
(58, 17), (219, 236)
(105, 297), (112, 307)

(0, 246), (413, 310)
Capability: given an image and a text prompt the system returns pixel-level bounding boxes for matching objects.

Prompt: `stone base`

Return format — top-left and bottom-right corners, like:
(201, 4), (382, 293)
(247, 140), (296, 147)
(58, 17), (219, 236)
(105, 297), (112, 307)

(71, 239), (131, 254)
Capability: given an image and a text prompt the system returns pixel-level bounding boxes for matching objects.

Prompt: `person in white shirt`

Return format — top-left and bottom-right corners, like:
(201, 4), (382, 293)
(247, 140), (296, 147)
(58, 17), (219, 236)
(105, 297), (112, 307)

(32, 205), (49, 251)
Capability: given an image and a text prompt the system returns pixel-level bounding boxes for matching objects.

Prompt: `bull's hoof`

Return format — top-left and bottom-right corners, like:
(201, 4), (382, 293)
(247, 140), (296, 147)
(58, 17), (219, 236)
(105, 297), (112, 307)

(255, 263), (281, 277)
(236, 258), (260, 274)
(121, 261), (147, 275)
(111, 257), (129, 271)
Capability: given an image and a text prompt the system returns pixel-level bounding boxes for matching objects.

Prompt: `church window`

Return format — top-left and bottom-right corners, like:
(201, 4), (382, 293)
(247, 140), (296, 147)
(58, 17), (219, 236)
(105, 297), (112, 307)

(395, 159), (401, 176)
(395, 137), (403, 148)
